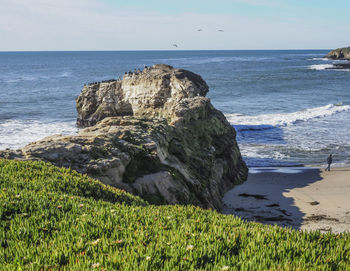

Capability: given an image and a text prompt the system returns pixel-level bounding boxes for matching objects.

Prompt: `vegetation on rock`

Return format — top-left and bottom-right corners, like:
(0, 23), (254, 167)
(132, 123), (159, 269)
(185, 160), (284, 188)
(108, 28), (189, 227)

(326, 47), (350, 60)
(0, 65), (248, 210)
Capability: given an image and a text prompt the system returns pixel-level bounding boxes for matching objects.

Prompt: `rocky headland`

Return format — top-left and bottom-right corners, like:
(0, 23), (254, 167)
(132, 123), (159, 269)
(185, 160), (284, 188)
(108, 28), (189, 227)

(326, 47), (350, 60)
(0, 64), (248, 210)
(325, 47), (350, 70)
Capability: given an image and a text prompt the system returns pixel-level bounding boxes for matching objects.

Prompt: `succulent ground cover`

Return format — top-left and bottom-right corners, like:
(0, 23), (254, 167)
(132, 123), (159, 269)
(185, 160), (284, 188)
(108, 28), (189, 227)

(1, 159), (349, 270)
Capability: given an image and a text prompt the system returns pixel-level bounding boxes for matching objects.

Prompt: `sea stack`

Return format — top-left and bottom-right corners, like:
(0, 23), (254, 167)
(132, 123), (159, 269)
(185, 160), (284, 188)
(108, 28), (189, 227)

(0, 64), (248, 210)
(76, 64), (209, 127)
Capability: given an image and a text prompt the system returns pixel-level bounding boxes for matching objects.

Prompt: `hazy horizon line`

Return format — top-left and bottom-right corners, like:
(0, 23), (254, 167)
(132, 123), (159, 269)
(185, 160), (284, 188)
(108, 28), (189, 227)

(0, 48), (332, 53)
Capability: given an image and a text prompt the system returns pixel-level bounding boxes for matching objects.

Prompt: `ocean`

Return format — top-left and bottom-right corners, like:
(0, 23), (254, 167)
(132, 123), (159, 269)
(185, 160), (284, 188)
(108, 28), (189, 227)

(1, 50), (349, 167)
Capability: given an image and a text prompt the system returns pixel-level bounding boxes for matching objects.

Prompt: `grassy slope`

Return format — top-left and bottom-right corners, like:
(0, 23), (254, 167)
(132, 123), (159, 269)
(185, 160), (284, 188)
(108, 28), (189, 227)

(0, 160), (349, 270)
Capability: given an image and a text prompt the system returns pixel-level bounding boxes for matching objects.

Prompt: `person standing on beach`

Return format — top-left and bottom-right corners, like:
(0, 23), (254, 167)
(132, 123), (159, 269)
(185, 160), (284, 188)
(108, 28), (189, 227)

(325, 154), (333, 171)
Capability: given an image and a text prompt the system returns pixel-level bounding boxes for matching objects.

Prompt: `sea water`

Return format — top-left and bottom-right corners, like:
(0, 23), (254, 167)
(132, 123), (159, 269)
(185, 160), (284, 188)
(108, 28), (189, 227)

(1, 50), (349, 167)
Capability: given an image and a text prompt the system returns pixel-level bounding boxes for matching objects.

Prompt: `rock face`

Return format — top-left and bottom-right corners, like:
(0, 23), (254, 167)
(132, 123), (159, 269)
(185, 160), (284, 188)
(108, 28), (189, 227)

(76, 64), (209, 127)
(326, 47), (350, 60)
(0, 64), (248, 210)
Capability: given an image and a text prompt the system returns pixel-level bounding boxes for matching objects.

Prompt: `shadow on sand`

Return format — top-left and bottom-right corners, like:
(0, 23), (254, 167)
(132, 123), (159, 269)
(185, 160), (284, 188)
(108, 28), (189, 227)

(222, 167), (322, 230)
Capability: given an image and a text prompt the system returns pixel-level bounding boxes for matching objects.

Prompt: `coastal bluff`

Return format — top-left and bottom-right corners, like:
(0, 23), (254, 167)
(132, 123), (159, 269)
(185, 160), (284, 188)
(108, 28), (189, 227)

(0, 64), (248, 210)
(326, 47), (350, 60)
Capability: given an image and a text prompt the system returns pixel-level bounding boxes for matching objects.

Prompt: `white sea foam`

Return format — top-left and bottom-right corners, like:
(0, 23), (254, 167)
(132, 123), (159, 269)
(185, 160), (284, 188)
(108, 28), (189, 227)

(225, 104), (350, 127)
(0, 120), (78, 150)
(249, 167), (310, 174)
(240, 146), (289, 160)
(308, 64), (335, 70)
(308, 57), (330, 61)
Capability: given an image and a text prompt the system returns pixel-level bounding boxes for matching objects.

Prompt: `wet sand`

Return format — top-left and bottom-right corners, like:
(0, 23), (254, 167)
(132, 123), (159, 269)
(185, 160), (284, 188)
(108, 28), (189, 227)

(222, 167), (350, 233)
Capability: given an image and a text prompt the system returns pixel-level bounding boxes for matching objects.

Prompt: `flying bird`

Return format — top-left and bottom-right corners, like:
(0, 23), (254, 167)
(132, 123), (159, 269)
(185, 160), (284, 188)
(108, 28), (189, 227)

(218, 29), (224, 32)
(197, 29), (203, 32)
(173, 44), (178, 48)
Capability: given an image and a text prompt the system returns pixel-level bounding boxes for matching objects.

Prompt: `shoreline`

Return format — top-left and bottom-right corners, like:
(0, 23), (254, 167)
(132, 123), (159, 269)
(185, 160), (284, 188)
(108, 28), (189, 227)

(222, 166), (350, 234)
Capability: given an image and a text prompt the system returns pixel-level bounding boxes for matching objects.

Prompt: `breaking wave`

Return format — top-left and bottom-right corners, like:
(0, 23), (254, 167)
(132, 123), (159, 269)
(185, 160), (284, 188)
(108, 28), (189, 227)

(308, 64), (335, 70)
(308, 57), (330, 61)
(0, 119), (78, 150)
(225, 104), (350, 127)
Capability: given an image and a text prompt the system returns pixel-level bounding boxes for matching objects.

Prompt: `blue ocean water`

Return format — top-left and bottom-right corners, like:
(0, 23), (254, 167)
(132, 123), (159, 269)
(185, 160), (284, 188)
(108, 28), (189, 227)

(1, 50), (350, 167)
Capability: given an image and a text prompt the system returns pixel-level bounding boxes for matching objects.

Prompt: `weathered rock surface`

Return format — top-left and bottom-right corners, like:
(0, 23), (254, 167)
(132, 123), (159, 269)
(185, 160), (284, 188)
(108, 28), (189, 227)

(326, 47), (350, 60)
(0, 64), (248, 210)
(76, 64), (209, 127)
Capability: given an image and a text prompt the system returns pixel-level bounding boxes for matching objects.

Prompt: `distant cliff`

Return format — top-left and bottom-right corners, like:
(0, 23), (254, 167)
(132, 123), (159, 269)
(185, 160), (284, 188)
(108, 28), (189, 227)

(0, 64), (248, 210)
(326, 47), (350, 60)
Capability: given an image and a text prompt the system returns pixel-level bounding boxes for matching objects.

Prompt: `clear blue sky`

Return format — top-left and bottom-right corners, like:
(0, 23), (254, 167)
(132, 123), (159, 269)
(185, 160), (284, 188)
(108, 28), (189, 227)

(1, 0), (349, 51)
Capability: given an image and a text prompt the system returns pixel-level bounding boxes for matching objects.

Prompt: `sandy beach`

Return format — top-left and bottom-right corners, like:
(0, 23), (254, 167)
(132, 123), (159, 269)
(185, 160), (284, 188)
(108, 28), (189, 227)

(222, 167), (350, 233)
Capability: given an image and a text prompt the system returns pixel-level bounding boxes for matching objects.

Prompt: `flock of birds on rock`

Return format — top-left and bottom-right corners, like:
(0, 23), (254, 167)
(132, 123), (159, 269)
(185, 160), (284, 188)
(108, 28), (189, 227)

(124, 66), (150, 77)
(125, 67), (146, 75)
(84, 79), (119, 86)
(173, 28), (224, 48)
(85, 66), (150, 86)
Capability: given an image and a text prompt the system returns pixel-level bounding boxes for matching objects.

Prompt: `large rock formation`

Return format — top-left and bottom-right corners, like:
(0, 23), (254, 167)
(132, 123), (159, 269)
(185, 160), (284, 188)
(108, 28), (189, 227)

(0, 64), (248, 210)
(76, 64), (209, 127)
(326, 47), (350, 60)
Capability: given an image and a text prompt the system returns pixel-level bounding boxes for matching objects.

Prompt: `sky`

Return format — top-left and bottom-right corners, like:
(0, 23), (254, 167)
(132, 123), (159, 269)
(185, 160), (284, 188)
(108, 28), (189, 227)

(1, 0), (349, 51)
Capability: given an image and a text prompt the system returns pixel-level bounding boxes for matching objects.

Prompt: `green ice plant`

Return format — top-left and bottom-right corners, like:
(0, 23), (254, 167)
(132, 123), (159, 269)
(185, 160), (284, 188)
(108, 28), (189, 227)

(0, 159), (349, 270)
